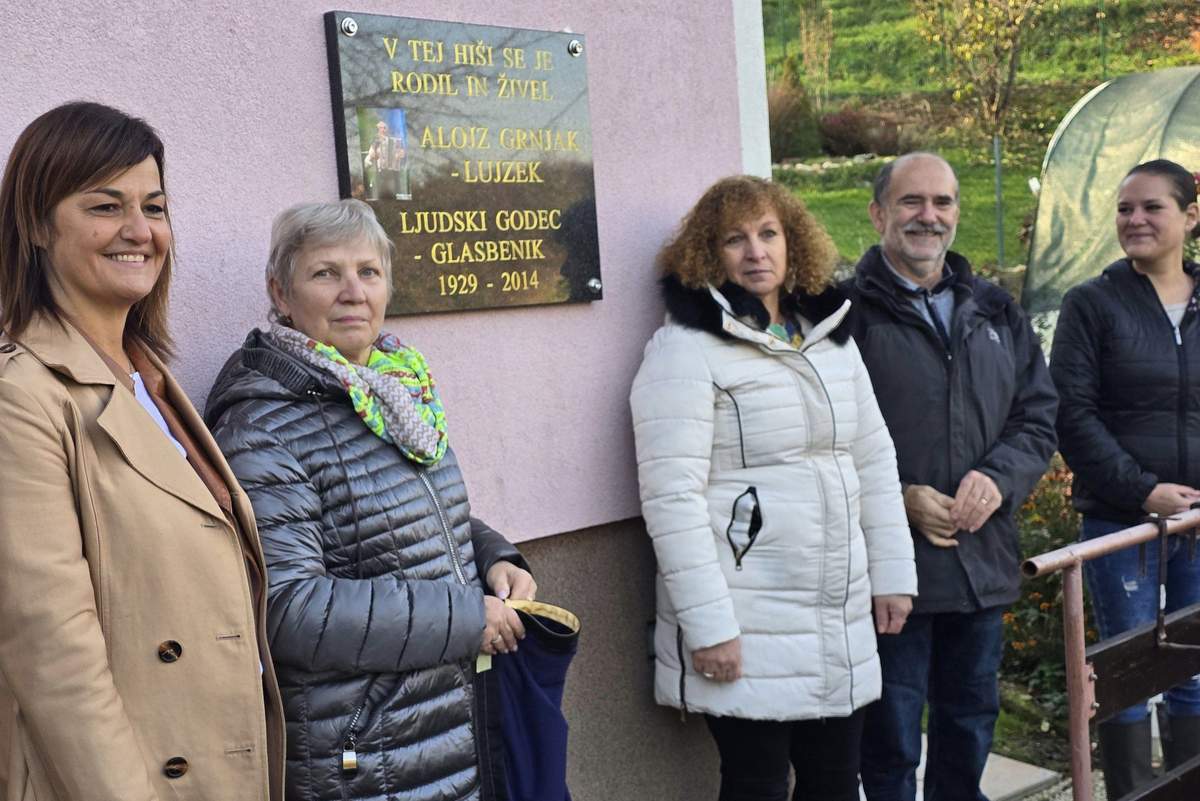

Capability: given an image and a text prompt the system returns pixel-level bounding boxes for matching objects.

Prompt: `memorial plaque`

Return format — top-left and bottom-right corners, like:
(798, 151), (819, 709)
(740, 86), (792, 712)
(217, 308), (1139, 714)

(324, 11), (602, 315)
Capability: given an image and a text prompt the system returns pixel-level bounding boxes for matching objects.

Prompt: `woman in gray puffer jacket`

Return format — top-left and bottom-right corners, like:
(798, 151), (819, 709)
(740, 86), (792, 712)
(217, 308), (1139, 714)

(205, 199), (534, 801)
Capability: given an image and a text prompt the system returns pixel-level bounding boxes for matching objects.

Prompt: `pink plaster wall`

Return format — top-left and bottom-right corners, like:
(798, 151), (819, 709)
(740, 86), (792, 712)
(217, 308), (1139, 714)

(0, 2), (746, 541)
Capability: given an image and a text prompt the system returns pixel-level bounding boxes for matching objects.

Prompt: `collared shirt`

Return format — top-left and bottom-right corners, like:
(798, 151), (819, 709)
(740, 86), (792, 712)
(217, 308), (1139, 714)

(882, 252), (956, 347)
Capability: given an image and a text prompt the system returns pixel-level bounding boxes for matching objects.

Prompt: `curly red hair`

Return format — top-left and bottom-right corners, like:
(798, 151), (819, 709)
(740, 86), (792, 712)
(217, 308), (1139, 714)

(656, 175), (838, 296)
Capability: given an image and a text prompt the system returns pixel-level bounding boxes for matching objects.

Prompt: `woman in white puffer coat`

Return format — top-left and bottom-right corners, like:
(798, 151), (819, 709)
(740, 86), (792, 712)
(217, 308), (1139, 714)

(630, 176), (917, 801)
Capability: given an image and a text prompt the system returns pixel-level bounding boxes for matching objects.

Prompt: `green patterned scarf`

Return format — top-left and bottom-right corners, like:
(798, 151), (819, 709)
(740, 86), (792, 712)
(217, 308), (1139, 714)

(269, 324), (448, 465)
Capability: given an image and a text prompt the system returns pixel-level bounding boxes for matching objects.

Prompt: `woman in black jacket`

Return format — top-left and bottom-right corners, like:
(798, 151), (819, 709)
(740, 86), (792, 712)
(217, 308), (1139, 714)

(205, 199), (534, 801)
(1051, 159), (1200, 798)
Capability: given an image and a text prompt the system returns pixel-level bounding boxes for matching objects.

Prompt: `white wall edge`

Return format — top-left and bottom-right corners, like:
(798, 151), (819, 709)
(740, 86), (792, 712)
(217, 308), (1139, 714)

(733, 0), (771, 178)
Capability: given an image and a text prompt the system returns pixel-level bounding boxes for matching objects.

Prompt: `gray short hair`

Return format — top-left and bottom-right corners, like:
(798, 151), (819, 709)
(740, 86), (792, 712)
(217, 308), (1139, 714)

(266, 199), (393, 320)
(872, 152), (959, 205)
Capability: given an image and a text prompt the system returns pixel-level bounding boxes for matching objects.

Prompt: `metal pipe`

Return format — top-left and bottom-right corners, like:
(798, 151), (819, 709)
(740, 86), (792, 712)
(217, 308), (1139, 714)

(1023, 509), (1200, 578)
(993, 134), (1006, 270)
(1098, 0), (1108, 81)
(1062, 563), (1093, 801)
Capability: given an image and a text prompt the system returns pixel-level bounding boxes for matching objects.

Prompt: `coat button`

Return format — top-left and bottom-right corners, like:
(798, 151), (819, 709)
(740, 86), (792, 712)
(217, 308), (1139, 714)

(163, 756), (189, 778)
(157, 640), (183, 662)
(0, 344), (14, 353)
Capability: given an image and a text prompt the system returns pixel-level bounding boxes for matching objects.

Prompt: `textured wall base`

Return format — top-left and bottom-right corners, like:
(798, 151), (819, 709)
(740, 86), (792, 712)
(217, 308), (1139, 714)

(520, 518), (718, 800)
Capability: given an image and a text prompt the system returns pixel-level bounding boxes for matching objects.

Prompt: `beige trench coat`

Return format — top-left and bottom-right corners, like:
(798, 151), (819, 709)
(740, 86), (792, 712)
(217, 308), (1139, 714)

(0, 315), (284, 801)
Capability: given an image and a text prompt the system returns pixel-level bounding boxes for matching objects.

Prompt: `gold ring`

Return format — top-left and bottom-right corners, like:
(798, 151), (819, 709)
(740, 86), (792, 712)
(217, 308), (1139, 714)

(491, 635), (502, 644)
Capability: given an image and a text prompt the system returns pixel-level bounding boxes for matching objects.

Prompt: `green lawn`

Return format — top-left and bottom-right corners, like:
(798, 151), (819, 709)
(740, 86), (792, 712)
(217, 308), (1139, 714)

(764, 0), (1200, 92)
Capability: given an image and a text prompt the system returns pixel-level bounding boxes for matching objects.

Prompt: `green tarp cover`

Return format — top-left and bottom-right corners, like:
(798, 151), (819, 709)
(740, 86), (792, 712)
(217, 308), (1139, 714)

(1022, 66), (1200, 313)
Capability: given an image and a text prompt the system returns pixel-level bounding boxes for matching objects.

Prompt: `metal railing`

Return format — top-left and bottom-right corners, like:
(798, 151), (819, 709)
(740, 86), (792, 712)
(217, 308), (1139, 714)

(1023, 509), (1200, 800)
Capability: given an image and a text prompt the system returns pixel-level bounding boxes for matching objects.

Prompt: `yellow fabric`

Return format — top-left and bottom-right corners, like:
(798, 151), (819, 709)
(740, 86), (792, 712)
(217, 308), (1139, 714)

(505, 599), (581, 634)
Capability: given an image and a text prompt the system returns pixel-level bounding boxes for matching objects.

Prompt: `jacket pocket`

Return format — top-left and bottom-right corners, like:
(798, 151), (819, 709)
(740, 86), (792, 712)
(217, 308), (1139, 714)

(712, 384), (748, 471)
(724, 486), (763, 570)
(676, 626), (689, 719)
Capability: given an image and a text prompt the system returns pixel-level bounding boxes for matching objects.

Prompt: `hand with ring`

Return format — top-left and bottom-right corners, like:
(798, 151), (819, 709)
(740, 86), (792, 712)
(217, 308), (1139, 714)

(949, 469), (1002, 533)
(692, 636), (742, 683)
(480, 595), (525, 655)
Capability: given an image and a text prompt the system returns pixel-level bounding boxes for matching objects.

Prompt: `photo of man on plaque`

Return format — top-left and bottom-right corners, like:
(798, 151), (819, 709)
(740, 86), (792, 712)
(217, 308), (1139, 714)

(358, 107), (410, 201)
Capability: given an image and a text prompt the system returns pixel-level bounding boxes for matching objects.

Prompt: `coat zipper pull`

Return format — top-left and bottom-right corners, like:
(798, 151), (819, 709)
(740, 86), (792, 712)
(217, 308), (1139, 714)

(1176, 326), (1183, 346)
(341, 737), (358, 774)
(341, 699), (366, 775)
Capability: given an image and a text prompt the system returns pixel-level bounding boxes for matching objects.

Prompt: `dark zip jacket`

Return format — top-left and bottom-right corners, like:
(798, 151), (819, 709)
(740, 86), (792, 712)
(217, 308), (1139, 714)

(842, 247), (1057, 614)
(1051, 259), (1200, 523)
(204, 329), (525, 801)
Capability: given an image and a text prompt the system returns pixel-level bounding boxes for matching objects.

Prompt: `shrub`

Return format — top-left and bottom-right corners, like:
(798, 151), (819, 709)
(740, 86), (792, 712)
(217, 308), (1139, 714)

(1003, 455), (1091, 730)
(817, 105), (909, 156)
(768, 78), (823, 161)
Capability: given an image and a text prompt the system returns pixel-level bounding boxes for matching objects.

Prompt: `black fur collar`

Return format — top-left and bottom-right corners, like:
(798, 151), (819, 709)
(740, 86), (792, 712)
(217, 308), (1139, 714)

(660, 274), (851, 345)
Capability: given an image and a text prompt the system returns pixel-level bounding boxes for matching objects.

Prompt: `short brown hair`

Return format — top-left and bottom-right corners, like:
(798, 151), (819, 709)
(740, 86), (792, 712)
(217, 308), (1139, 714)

(657, 175), (839, 297)
(0, 102), (174, 356)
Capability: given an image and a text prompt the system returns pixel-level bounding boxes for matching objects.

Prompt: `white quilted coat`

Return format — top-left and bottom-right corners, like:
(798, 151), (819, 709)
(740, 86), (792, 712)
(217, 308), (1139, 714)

(630, 286), (916, 720)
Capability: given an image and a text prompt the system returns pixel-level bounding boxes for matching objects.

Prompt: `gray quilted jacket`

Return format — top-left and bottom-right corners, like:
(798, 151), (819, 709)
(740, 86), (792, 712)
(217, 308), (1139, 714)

(204, 329), (525, 801)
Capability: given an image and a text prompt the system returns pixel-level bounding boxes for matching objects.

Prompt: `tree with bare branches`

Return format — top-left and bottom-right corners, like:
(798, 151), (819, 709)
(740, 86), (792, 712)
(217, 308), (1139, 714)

(795, 1), (835, 111)
(912, 0), (1050, 136)
(912, 0), (1050, 268)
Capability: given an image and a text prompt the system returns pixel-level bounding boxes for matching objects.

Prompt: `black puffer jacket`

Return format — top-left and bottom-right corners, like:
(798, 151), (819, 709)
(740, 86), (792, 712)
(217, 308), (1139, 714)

(843, 247), (1058, 614)
(204, 329), (525, 801)
(1051, 259), (1200, 523)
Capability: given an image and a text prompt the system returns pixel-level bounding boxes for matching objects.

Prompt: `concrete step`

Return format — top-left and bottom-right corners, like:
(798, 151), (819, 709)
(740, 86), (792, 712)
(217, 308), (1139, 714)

(860, 736), (1061, 800)
(983, 751), (1061, 801)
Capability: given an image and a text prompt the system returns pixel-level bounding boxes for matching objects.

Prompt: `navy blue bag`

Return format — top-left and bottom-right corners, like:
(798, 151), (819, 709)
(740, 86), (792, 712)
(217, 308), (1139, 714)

(493, 600), (580, 801)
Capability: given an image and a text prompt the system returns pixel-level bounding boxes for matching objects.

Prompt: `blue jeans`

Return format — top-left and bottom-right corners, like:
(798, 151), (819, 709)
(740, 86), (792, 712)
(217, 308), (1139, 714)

(860, 608), (1004, 801)
(1082, 515), (1200, 724)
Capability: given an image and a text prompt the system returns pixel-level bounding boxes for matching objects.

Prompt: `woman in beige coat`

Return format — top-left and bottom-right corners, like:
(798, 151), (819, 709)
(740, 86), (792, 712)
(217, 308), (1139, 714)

(0, 103), (284, 801)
